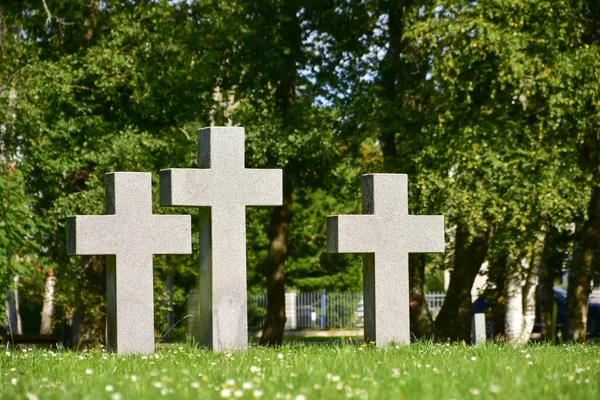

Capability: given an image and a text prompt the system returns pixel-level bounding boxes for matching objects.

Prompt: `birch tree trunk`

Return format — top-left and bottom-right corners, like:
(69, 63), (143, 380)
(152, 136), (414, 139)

(505, 259), (524, 342)
(4, 275), (22, 336)
(40, 274), (57, 335)
(518, 224), (547, 344)
(518, 271), (538, 344)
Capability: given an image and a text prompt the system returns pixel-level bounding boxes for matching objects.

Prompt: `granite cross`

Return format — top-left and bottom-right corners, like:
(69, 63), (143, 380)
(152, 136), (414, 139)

(66, 172), (192, 354)
(160, 127), (282, 352)
(327, 174), (444, 346)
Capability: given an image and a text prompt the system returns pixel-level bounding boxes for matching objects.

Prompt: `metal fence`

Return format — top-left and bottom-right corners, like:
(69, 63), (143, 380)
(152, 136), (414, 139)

(247, 291), (446, 331)
(426, 292), (445, 316)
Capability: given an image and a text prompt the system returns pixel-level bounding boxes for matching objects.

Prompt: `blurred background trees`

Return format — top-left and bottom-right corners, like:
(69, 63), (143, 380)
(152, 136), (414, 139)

(1, 0), (599, 345)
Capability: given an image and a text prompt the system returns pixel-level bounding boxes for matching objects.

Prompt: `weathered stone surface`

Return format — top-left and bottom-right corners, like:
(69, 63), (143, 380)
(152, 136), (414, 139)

(471, 313), (487, 344)
(160, 126), (282, 352)
(327, 174), (444, 346)
(66, 172), (192, 354)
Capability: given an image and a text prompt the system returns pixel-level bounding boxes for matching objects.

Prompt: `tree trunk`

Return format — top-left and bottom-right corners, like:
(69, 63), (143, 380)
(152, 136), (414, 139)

(66, 257), (106, 349)
(259, 1), (300, 345)
(505, 258), (524, 342)
(539, 238), (557, 340)
(40, 273), (57, 335)
(378, 0), (407, 170)
(518, 273), (538, 344)
(377, 2), (432, 340)
(68, 299), (107, 349)
(538, 257), (554, 340)
(4, 275), (22, 336)
(518, 224), (547, 343)
(488, 254), (508, 340)
(567, 184), (600, 342)
(409, 253), (434, 338)
(435, 224), (491, 342)
(260, 187), (293, 345)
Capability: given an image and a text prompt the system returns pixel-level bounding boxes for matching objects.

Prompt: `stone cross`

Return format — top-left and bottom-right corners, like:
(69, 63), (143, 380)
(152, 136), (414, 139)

(327, 174), (444, 346)
(160, 127), (282, 352)
(471, 313), (487, 344)
(66, 172), (192, 354)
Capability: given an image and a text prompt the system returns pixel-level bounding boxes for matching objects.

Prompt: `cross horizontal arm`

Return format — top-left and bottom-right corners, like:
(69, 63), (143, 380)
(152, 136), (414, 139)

(160, 168), (282, 207)
(405, 215), (445, 253)
(327, 214), (378, 254)
(66, 214), (192, 256)
(66, 215), (119, 255)
(160, 169), (211, 206)
(148, 215), (192, 255)
(242, 169), (283, 206)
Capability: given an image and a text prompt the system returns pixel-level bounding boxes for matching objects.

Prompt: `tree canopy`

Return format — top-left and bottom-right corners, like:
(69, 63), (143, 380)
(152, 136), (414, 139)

(2, 0), (599, 343)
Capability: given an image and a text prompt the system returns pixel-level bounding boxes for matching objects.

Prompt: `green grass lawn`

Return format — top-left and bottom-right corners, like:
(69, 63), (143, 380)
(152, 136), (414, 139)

(1, 342), (599, 399)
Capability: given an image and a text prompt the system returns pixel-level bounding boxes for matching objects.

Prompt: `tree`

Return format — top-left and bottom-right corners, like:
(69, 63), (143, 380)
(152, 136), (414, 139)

(332, 0), (442, 338)
(564, 0), (600, 341)
(412, 0), (590, 341)
(216, 0), (361, 344)
(0, 160), (46, 334)
(0, 0), (220, 343)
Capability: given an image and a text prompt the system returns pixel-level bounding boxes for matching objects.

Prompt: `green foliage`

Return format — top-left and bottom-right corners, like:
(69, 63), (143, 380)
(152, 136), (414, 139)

(223, 0), (367, 292)
(3, 0), (600, 340)
(0, 0), (365, 338)
(0, 163), (37, 266)
(406, 0), (597, 259)
(0, 161), (47, 310)
(0, 0), (217, 334)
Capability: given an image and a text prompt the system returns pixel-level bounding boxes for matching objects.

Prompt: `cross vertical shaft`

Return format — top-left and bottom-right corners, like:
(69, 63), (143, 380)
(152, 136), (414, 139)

(196, 206), (249, 350)
(106, 253), (155, 352)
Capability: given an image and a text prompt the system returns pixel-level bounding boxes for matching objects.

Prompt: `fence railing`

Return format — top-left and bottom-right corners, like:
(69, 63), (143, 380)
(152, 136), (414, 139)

(247, 291), (446, 331)
(188, 291), (446, 333)
(426, 292), (445, 316)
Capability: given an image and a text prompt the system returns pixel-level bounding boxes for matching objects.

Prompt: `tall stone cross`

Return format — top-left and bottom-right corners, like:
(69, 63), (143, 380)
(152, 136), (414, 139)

(160, 126), (282, 352)
(66, 172), (192, 354)
(327, 174), (444, 346)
